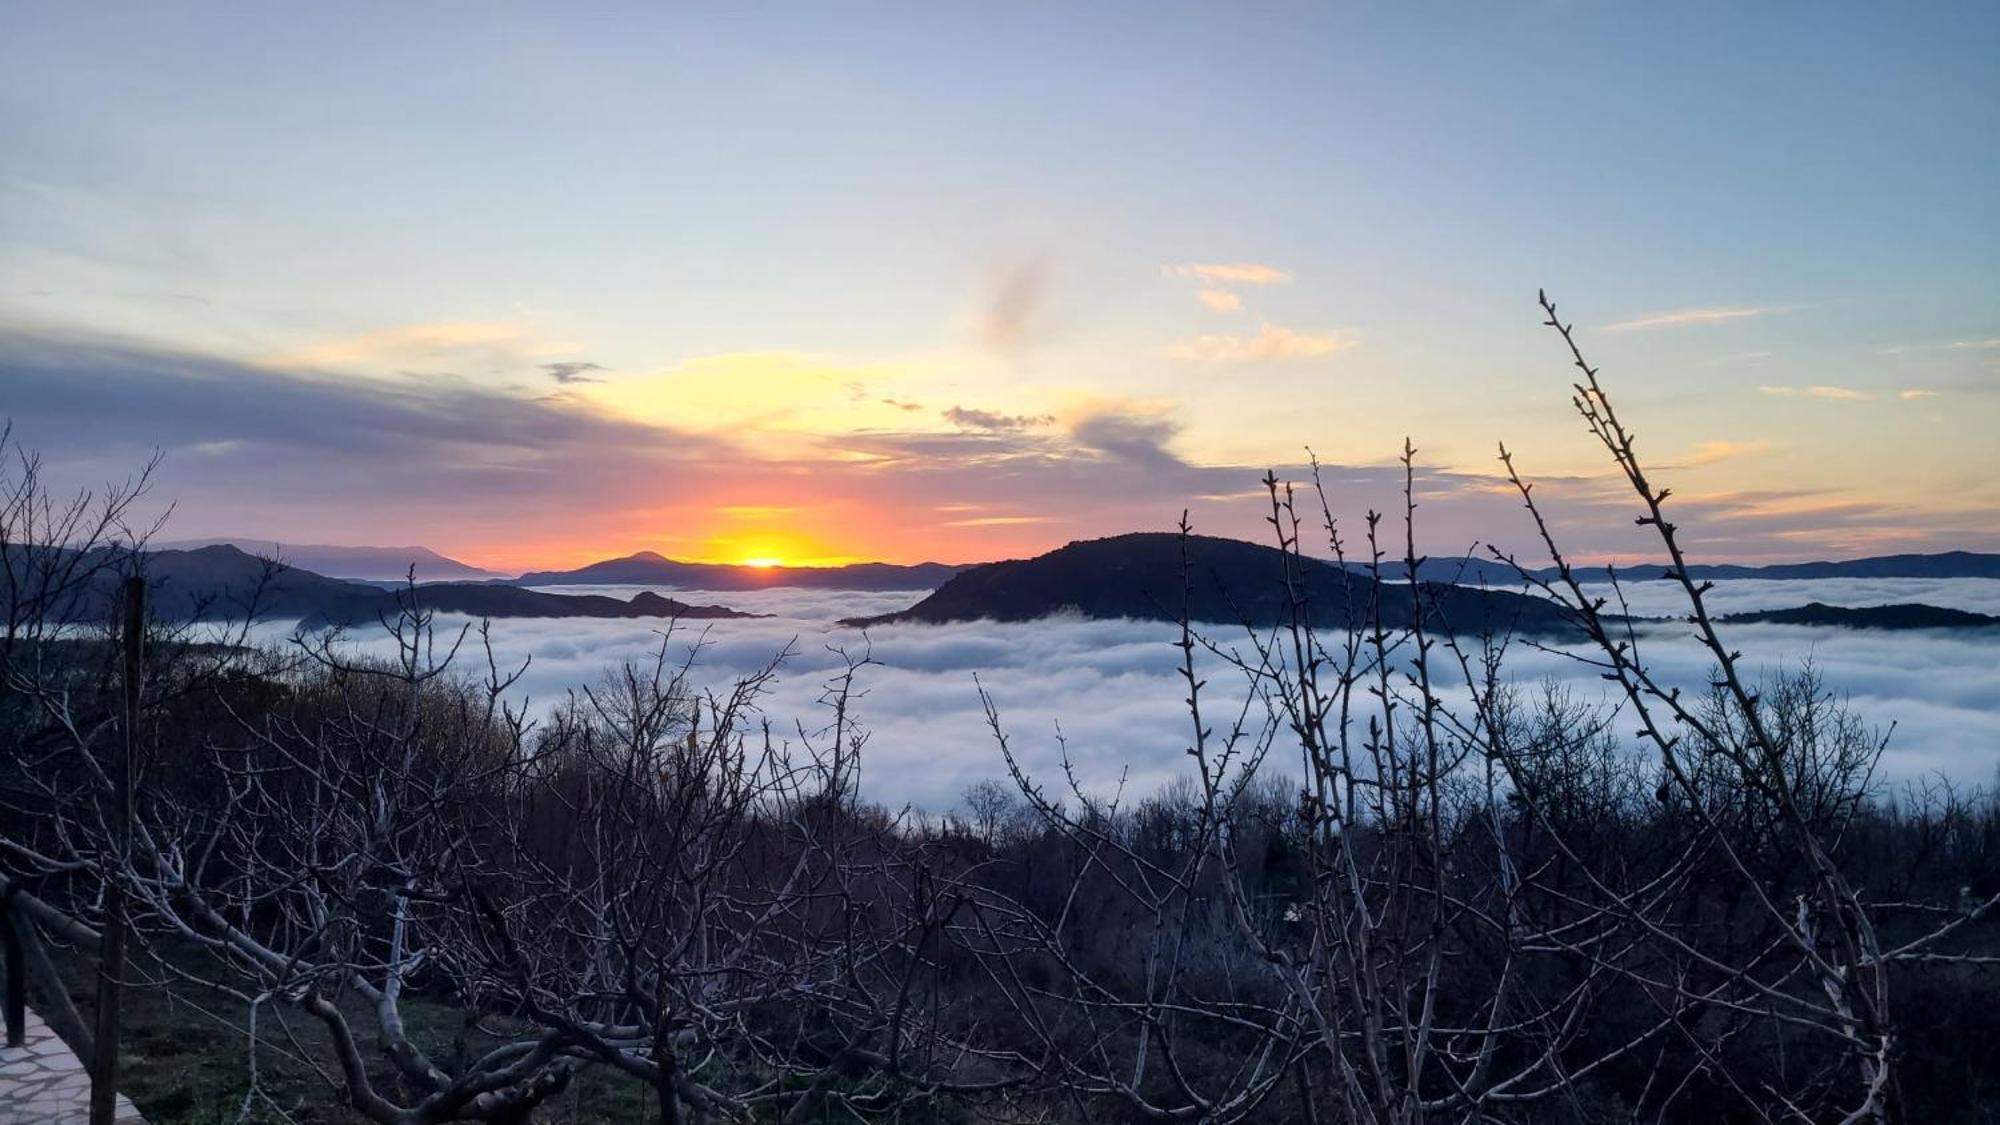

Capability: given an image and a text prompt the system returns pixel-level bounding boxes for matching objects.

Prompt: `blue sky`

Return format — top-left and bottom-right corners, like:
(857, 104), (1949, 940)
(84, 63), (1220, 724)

(2, 2), (1995, 567)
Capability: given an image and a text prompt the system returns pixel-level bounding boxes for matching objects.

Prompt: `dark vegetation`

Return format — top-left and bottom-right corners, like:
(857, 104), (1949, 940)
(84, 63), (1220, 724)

(5, 297), (1999, 1123)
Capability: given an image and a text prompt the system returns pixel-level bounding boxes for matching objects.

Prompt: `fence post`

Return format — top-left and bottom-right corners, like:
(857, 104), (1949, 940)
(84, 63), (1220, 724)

(89, 576), (142, 1123)
(3, 895), (22, 1049)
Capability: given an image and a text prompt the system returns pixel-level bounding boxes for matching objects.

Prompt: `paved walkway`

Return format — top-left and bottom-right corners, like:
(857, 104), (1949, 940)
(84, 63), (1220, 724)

(0, 1008), (146, 1124)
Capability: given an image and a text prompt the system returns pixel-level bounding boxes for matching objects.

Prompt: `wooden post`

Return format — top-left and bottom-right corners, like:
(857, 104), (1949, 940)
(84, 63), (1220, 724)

(17, 909), (93, 1068)
(89, 576), (142, 1123)
(3, 896), (22, 1049)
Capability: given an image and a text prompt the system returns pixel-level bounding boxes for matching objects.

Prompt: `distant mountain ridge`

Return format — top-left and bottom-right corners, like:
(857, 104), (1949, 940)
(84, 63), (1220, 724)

(196, 538), (1995, 594)
(17, 539), (1999, 634)
(514, 551), (966, 591)
(158, 538), (500, 581)
(1396, 551), (2000, 586)
(15, 545), (756, 626)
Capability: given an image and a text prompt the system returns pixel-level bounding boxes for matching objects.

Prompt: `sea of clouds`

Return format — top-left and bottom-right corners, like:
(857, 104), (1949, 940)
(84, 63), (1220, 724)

(252, 578), (2000, 811)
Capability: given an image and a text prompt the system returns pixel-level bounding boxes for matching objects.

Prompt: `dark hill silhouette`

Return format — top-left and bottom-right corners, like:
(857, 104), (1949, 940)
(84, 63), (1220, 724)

(844, 533), (1577, 634)
(514, 551), (964, 591)
(1719, 602), (2000, 630)
(131, 544), (372, 621)
(295, 584), (759, 630)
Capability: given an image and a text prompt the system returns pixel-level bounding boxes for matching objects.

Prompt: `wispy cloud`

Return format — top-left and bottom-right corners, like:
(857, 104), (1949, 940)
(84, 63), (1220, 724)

(1758, 385), (1868, 400)
(1197, 288), (1242, 312)
(1165, 263), (1292, 286)
(979, 259), (1048, 351)
(542, 361), (605, 384)
(940, 514), (1053, 528)
(1899, 389), (1940, 400)
(1164, 323), (1355, 363)
(943, 405), (1055, 432)
(1605, 305), (1770, 332)
(1880, 338), (2000, 355)
(1685, 439), (1775, 465)
(1706, 350), (1773, 367)
(271, 321), (536, 368)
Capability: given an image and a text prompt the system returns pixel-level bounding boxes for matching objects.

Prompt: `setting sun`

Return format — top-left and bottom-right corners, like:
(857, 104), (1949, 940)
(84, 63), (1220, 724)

(741, 557), (783, 569)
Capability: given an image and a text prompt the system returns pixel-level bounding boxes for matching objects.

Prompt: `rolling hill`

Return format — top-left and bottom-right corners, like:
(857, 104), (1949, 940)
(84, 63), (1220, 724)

(844, 533), (1578, 634)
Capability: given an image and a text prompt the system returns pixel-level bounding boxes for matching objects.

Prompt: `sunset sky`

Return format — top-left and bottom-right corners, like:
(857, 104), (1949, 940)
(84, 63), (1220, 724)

(3, 2), (1995, 571)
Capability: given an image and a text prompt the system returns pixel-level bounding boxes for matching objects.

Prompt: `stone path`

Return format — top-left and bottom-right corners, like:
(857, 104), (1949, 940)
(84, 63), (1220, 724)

(0, 1008), (146, 1124)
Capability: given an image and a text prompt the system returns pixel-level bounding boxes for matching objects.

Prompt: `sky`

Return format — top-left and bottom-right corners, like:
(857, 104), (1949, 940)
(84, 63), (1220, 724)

(3, 1), (1996, 571)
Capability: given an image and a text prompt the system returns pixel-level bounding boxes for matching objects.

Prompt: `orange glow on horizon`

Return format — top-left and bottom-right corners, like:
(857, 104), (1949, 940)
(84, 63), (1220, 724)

(434, 503), (1090, 576)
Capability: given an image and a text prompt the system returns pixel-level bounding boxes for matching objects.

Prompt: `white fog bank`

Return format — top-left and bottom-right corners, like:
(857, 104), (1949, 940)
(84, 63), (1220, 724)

(254, 578), (2000, 809)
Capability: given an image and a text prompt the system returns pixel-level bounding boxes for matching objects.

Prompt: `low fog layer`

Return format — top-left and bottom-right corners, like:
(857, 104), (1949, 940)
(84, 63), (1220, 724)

(266, 578), (2000, 809)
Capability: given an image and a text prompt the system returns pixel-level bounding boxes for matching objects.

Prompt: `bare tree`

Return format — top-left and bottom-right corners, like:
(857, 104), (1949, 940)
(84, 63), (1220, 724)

(957, 295), (2000, 1123)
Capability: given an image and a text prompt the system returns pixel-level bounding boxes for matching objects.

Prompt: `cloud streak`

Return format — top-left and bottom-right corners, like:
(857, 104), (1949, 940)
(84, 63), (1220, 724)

(1165, 263), (1292, 286)
(270, 320), (546, 370)
(1163, 323), (1355, 363)
(1605, 305), (1770, 331)
(1684, 439), (1775, 465)
(1880, 339), (2000, 355)
(1759, 385), (1868, 400)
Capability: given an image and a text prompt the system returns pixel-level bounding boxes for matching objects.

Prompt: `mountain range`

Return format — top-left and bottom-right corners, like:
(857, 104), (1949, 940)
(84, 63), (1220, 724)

(1394, 551), (2000, 586)
(158, 538), (501, 581)
(512, 551), (965, 591)
(159, 539), (2000, 593)
(14, 540), (2000, 634)
(15, 545), (755, 627)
